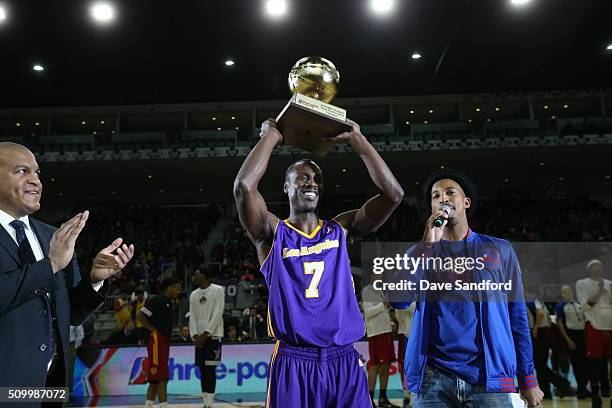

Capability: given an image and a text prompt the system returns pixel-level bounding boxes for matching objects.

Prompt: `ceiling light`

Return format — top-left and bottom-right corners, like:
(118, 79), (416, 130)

(90, 2), (115, 24)
(511, 0), (532, 5)
(495, 107), (500, 111)
(428, 109), (434, 114)
(405, 121), (410, 125)
(265, 0), (287, 17)
(212, 117), (217, 121)
(35, 122), (40, 126)
(231, 116), (236, 120)
(409, 110), (415, 114)
(475, 107), (481, 112)
(217, 127), (222, 131)
(225, 59), (235, 67)
(100, 120), (105, 124)
(33, 64), (44, 72)
(371, 0), (394, 15)
(411, 52), (422, 60)
(607, 43), (612, 51)
(543, 105), (549, 109)
(486, 118), (491, 122)
(468, 119), (472, 123)
(15, 122), (21, 127)
(235, 126), (239, 130)
(81, 121), (86, 125)
(563, 104), (568, 109)
(423, 120), (429, 124)
(0, 6), (6, 22)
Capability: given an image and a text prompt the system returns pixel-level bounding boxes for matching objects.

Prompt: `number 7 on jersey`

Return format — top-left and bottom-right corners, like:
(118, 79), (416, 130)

(304, 261), (325, 298)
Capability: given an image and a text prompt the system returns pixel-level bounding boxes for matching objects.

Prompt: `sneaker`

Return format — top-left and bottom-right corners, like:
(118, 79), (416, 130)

(378, 397), (400, 408)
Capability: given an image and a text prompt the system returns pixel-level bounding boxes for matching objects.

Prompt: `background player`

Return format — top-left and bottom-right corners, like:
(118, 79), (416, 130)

(233, 118), (404, 407)
(189, 267), (225, 408)
(137, 277), (182, 408)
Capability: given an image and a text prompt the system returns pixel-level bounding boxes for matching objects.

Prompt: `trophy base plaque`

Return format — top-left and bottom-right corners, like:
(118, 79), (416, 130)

(276, 93), (352, 157)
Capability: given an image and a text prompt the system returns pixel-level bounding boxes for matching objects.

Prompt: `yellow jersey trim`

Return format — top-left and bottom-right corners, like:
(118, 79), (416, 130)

(283, 219), (323, 239)
(265, 340), (281, 408)
(267, 303), (276, 338)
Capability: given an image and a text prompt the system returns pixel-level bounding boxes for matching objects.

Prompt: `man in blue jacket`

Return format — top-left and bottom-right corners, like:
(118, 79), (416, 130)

(392, 169), (543, 407)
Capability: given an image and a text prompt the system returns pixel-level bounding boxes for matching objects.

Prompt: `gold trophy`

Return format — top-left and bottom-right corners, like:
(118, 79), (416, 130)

(276, 56), (352, 156)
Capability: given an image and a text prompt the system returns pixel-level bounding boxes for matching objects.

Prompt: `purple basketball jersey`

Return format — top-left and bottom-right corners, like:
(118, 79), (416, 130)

(261, 219), (365, 347)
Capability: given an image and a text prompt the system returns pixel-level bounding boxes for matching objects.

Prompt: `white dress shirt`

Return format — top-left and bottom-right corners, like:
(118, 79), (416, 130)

(0, 209), (45, 261)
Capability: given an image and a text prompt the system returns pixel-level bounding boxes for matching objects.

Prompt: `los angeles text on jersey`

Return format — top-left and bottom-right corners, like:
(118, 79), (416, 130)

(373, 279), (513, 291)
(282, 239), (340, 259)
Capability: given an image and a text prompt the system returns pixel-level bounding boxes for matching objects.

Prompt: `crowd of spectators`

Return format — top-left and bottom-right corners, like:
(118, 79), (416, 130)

(62, 191), (612, 347)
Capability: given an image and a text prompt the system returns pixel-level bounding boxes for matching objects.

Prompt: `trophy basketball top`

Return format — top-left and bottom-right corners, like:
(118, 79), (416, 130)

(288, 56), (340, 104)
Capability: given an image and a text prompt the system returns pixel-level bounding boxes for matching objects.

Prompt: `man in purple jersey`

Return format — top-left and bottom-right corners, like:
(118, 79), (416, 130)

(233, 118), (403, 408)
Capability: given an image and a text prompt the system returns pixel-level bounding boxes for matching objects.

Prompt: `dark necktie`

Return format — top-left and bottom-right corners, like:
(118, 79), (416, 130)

(9, 219), (37, 264)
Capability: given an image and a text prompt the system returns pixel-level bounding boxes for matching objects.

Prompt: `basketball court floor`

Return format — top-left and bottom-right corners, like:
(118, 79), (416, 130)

(69, 393), (600, 407)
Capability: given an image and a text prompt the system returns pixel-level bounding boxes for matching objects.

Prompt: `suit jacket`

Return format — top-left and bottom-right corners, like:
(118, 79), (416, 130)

(0, 217), (107, 389)
(241, 315), (266, 340)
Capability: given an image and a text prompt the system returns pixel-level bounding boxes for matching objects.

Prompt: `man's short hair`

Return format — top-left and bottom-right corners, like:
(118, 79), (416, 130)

(161, 277), (180, 291)
(420, 168), (479, 219)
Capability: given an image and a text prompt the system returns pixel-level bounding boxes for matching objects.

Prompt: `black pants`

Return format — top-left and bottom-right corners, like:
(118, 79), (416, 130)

(533, 327), (568, 397)
(588, 358), (611, 396)
(196, 339), (222, 393)
(566, 329), (588, 394)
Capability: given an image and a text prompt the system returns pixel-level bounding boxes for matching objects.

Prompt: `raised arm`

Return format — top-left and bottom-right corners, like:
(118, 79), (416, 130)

(233, 119), (281, 250)
(332, 121), (404, 237)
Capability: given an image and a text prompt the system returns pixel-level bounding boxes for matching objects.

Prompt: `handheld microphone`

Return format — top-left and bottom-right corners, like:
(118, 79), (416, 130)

(433, 204), (452, 228)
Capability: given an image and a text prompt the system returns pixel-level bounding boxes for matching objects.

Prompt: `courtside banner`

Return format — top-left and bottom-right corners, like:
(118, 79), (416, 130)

(72, 341), (403, 397)
(361, 242), (612, 302)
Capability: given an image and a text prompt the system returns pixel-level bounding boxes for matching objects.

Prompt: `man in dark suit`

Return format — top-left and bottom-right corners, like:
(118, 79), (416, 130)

(0, 142), (134, 405)
(240, 306), (266, 341)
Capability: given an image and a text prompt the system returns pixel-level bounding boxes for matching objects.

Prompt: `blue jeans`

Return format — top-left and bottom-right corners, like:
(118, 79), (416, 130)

(413, 365), (517, 408)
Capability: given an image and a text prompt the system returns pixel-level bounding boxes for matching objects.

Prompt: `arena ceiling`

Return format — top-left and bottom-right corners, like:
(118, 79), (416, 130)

(1, 0), (611, 109)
